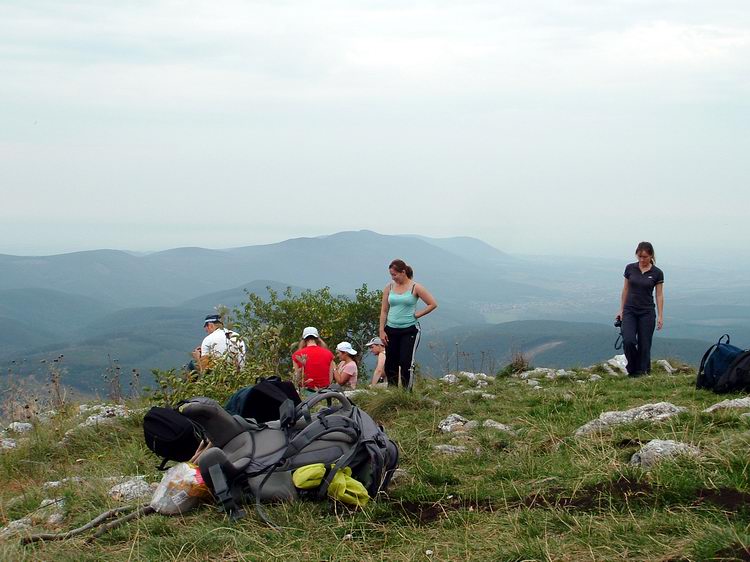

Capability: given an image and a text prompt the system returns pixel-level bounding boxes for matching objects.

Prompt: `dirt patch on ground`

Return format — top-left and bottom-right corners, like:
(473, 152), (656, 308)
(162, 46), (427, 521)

(396, 498), (496, 524)
(521, 477), (750, 513)
(395, 482), (750, 524)
(713, 543), (750, 561)
(615, 438), (644, 448)
(522, 476), (654, 509)
(696, 488), (750, 511)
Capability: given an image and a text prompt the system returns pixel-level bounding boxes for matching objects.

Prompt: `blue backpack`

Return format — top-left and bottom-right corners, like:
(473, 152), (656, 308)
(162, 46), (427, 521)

(696, 334), (746, 390)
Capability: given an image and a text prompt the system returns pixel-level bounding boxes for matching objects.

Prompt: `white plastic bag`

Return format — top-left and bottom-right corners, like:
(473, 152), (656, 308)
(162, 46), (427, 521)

(149, 463), (210, 515)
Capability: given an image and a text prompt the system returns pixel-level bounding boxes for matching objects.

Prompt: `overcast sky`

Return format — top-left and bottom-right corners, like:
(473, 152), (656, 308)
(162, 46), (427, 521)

(1, 1), (748, 263)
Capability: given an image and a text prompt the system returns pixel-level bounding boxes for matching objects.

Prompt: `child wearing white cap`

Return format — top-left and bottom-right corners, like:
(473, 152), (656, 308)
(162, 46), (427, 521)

(333, 341), (358, 389)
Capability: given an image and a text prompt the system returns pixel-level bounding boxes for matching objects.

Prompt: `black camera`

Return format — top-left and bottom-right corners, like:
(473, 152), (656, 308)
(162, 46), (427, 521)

(614, 318), (622, 328)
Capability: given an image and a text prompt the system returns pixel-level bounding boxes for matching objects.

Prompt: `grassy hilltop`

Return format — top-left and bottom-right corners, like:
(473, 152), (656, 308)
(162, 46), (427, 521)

(1, 363), (750, 561)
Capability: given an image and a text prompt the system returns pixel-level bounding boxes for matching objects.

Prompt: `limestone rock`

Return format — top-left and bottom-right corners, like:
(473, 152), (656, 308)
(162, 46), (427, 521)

(109, 478), (153, 502)
(601, 363), (619, 377)
(589, 374), (602, 382)
(1, 437), (17, 450)
(575, 402), (688, 436)
(438, 414), (469, 433)
(389, 468), (410, 486)
(475, 380), (489, 389)
(7, 422), (33, 433)
(483, 419), (516, 435)
(656, 359), (675, 374)
(526, 379), (540, 387)
(458, 371), (494, 382)
(461, 390), (497, 399)
(32, 498), (65, 525)
(607, 355), (628, 375)
(81, 405), (129, 427)
(441, 374), (459, 384)
(0, 517), (32, 539)
(434, 444), (468, 455)
(463, 420), (479, 430)
(629, 439), (701, 468)
(703, 397), (750, 413)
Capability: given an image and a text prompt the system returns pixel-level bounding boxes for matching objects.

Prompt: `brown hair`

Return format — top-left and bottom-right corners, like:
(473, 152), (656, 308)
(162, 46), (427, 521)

(389, 259), (414, 279)
(635, 241), (656, 265)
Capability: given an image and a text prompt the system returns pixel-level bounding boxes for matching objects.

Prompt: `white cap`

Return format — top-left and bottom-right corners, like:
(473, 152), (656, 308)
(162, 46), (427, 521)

(335, 341), (357, 356)
(302, 326), (319, 339)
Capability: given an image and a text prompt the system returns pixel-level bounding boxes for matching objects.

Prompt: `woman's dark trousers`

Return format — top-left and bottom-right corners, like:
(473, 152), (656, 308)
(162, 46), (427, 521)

(384, 324), (421, 390)
(621, 308), (656, 374)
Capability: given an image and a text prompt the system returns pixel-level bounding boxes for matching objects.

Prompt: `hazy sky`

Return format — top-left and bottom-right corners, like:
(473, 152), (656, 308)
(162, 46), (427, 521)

(1, 1), (749, 262)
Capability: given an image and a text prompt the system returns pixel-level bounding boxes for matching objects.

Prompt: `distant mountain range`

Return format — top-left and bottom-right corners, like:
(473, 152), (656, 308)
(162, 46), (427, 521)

(1, 230), (748, 392)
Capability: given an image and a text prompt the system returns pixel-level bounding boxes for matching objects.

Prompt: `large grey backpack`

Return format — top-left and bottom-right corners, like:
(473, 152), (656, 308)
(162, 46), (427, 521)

(180, 390), (399, 526)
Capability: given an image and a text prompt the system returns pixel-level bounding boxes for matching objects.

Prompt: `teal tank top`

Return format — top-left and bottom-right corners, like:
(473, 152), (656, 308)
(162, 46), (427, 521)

(387, 284), (418, 328)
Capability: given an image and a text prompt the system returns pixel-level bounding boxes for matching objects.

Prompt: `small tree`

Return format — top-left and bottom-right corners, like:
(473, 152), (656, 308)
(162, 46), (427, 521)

(233, 284), (382, 374)
(149, 284), (381, 405)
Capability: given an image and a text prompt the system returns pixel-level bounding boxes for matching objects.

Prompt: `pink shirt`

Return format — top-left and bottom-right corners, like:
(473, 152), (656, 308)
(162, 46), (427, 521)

(336, 361), (358, 389)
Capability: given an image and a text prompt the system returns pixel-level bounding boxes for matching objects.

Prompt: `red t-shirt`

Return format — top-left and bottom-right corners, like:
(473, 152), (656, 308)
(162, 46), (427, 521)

(292, 345), (334, 389)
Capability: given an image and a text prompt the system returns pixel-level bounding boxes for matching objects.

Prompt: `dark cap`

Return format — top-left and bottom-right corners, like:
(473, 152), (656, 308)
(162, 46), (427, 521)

(204, 314), (222, 326)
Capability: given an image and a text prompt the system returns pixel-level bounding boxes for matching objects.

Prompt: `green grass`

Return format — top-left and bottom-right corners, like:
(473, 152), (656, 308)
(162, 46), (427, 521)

(2, 367), (750, 561)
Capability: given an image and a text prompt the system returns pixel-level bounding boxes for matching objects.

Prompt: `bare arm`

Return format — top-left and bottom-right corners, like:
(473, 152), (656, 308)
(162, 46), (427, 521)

(655, 283), (664, 330)
(329, 360), (335, 386)
(414, 284), (437, 319)
(617, 278), (628, 319)
(379, 285), (391, 345)
(370, 353), (385, 386)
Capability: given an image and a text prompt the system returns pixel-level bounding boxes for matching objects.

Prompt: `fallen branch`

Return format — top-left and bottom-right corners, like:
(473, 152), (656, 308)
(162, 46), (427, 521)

(21, 503), (153, 544)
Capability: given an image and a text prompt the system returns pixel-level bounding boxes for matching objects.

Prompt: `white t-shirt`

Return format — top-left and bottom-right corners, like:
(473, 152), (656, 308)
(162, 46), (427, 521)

(201, 329), (246, 368)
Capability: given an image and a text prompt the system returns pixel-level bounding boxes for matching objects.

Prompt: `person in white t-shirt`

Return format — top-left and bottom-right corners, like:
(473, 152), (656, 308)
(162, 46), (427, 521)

(190, 314), (246, 374)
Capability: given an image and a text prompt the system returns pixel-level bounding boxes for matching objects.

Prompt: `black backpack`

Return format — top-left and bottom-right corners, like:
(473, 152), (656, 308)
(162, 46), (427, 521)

(143, 406), (204, 470)
(714, 351), (750, 394)
(224, 376), (302, 423)
(696, 334), (747, 391)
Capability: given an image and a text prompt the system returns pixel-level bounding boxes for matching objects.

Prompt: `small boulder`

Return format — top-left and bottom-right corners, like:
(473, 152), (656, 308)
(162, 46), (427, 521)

(589, 374), (602, 382)
(607, 355), (629, 375)
(656, 360), (675, 374)
(526, 379), (540, 388)
(575, 402), (688, 436)
(7, 422), (33, 434)
(1, 437), (17, 450)
(438, 414), (469, 433)
(703, 397), (750, 413)
(463, 420), (479, 430)
(0, 517), (32, 539)
(109, 478), (153, 502)
(483, 419), (516, 435)
(601, 363), (619, 377)
(434, 444), (468, 455)
(629, 439), (701, 468)
(441, 374), (459, 384)
(475, 380), (489, 389)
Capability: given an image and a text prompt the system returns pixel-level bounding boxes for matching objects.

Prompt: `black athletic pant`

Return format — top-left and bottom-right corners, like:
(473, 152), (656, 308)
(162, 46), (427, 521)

(621, 307), (656, 374)
(384, 324), (420, 390)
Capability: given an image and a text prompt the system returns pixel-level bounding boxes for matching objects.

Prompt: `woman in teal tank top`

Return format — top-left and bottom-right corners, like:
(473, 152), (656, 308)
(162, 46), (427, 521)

(379, 259), (437, 390)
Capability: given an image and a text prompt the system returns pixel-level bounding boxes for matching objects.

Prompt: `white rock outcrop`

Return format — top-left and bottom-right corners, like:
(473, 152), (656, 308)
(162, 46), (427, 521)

(109, 478), (153, 502)
(7, 422), (33, 433)
(434, 444), (468, 455)
(575, 402), (688, 436)
(441, 374), (459, 384)
(703, 397), (750, 413)
(656, 360), (675, 374)
(483, 419), (517, 435)
(629, 439), (701, 468)
(438, 414), (469, 433)
(607, 355), (628, 375)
